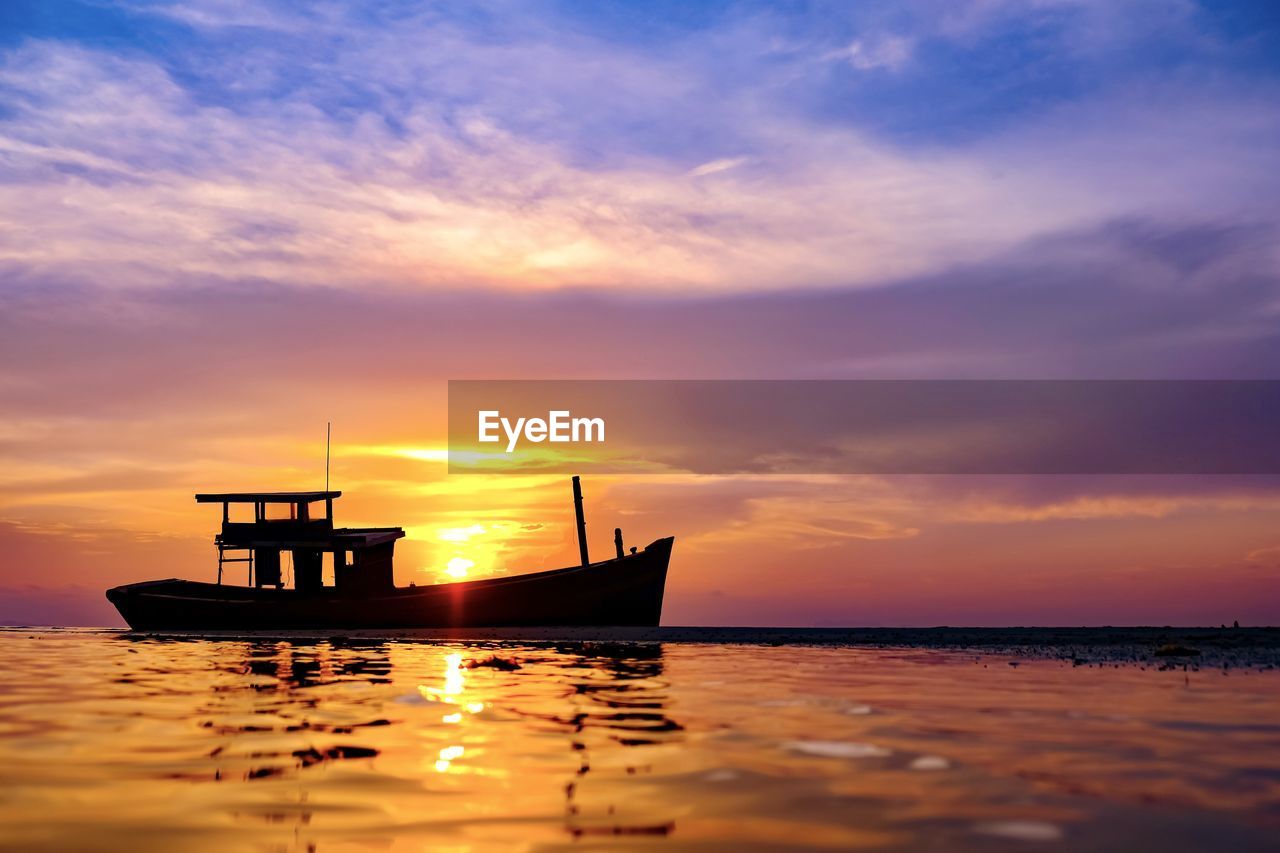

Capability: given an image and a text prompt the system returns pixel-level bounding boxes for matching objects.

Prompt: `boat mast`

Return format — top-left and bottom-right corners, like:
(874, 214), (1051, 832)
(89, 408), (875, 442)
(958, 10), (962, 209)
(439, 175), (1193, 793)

(325, 421), (331, 492)
(572, 475), (589, 566)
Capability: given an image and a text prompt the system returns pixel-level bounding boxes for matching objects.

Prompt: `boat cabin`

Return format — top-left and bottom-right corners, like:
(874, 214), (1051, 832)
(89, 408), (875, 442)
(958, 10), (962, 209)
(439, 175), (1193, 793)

(195, 491), (404, 594)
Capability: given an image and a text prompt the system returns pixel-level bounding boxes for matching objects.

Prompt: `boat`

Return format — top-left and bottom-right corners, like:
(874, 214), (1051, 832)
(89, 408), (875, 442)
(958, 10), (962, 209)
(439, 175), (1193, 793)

(106, 477), (673, 631)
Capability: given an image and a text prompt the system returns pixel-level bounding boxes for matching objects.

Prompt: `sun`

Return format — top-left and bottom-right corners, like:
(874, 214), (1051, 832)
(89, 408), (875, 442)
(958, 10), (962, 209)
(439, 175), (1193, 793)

(445, 557), (474, 578)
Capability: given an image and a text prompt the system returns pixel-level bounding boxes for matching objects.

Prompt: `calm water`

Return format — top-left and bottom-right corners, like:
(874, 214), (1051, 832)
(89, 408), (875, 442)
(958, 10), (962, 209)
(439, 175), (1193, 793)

(0, 630), (1277, 851)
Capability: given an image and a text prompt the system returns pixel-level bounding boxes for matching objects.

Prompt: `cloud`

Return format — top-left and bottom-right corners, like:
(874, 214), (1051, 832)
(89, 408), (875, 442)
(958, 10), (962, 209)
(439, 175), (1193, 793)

(121, 0), (306, 31)
(3, 212), (1279, 539)
(2, 211), (1278, 430)
(1, 4), (1276, 294)
(825, 35), (914, 71)
(1246, 545), (1280, 566)
(947, 491), (1280, 523)
(687, 157), (749, 177)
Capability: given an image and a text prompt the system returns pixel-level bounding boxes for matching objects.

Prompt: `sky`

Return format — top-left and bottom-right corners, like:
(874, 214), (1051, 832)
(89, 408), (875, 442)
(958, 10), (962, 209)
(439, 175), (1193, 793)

(2, 0), (1279, 626)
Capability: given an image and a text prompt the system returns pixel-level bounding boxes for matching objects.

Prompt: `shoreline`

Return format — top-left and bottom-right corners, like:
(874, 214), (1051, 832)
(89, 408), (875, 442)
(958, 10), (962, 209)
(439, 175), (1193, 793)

(9, 625), (1277, 669)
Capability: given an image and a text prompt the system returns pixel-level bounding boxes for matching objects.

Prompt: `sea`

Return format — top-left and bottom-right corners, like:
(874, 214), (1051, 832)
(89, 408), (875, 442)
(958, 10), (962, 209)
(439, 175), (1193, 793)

(0, 628), (1277, 851)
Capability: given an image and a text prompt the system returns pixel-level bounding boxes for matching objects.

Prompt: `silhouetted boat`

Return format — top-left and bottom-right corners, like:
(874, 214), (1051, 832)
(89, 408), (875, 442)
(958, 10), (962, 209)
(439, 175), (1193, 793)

(106, 477), (673, 631)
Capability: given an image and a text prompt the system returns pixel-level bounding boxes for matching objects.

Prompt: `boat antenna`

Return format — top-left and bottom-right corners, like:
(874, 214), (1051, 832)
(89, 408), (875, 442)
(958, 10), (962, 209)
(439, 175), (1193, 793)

(325, 421), (331, 492)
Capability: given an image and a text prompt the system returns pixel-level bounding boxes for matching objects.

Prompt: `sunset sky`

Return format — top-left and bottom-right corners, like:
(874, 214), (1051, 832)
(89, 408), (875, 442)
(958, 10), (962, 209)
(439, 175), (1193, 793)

(3, 0), (1280, 626)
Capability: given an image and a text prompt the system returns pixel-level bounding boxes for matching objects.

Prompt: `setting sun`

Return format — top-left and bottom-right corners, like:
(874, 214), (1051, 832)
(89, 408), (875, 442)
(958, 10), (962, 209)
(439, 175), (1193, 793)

(445, 557), (474, 578)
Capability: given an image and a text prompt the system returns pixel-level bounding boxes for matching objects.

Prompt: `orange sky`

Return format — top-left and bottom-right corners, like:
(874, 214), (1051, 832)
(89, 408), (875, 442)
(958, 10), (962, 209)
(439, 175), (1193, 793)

(2, 381), (1278, 627)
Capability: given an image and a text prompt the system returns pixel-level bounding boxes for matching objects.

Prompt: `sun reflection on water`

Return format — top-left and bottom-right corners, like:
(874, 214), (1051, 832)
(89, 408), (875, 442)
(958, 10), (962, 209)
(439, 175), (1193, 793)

(435, 744), (465, 773)
(443, 652), (464, 695)
(0, 632), (1276, 852)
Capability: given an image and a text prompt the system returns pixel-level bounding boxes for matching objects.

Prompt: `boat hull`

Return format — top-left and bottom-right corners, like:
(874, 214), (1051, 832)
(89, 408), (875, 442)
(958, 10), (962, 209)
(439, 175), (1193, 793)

(107, 537), (673, 631)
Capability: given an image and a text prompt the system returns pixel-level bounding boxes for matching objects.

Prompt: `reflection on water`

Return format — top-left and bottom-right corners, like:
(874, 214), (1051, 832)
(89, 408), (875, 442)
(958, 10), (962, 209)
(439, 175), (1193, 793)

(0, 631), (1277, 851)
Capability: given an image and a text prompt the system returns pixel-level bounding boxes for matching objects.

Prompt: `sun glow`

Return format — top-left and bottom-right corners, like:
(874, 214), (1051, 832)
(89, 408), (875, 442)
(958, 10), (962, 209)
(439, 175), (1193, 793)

(430, 520), (515, 582)
(445, 557), (474, 578)
(438, 524), (487, 542)
(360, 445), (450, 462)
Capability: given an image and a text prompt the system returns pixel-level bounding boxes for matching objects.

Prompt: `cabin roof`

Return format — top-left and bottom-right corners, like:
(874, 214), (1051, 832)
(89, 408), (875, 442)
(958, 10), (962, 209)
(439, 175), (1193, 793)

(216, 526), (404, 550)
(195, 491), (341, 503)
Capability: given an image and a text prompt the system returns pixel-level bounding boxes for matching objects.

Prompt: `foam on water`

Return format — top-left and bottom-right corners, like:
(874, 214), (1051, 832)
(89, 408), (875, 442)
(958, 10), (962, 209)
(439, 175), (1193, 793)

(784, 740), (893, 758)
